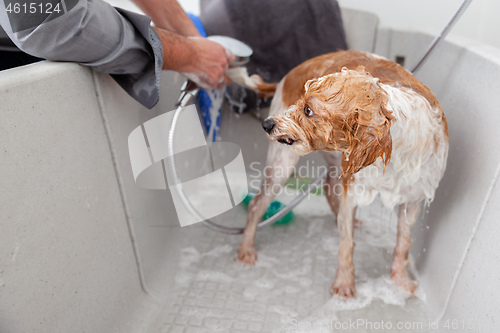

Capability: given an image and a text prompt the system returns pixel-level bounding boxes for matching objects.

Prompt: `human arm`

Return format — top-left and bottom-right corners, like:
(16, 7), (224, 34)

(0, 0), (233, 106)
(0, 0), (162, 108)
(134, 0), (235, 88)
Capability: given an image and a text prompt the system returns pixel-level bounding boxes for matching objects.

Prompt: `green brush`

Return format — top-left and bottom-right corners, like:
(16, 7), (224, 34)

(242, 193), (294, 225)
(241, 175), (322, 225)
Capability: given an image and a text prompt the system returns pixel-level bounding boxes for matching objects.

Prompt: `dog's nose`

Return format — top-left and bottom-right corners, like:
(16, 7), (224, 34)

(262, 118), (275, 133)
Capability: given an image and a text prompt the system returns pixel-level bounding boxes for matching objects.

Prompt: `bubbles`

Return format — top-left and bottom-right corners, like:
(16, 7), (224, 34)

(162, 189), (427, 332)
(203, 244), (233, 257)
(289, 277), (426, 333)
(179, 247), (201, 268)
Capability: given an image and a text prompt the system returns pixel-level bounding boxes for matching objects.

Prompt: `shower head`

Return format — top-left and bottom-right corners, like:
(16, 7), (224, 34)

(207, 35), (253, 66)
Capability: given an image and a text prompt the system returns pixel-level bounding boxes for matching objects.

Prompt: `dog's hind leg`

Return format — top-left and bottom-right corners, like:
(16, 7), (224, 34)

(331, 190), (357, 297)
(237, 142), (299, 265)
(391, 201), (421, 294)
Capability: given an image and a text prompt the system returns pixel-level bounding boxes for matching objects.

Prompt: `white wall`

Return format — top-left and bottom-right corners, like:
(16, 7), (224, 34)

(338, 0), (500, 49)
(105, 0), (200, 15)
(108, 0), (500, 50)
(177, 0), (500, 50)
(178, 0), (200, 15)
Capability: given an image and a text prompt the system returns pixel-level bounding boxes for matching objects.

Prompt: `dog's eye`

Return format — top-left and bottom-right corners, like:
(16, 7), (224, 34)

(304, 105), (314, 117)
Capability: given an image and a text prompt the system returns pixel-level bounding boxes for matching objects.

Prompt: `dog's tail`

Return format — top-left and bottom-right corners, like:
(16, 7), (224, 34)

(226, 68), (278, 98)
(255, 80), (278, 98)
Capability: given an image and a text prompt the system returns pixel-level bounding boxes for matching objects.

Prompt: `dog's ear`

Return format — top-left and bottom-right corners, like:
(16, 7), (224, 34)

(355, 65), (366, 73)
(340, 79), (395, 177)
(304, 78), (317, 93)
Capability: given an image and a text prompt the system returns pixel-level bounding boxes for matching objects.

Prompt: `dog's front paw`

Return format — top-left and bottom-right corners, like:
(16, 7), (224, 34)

(237, 246), (258, 266)
(330, 281), (356, 298)
(391, 271), (418, 295)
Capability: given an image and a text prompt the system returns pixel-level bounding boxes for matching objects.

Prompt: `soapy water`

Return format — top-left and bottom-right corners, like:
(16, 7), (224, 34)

(148, 179), (429, 332)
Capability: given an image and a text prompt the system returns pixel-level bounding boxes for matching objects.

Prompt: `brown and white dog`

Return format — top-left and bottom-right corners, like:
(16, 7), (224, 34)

(240, 50), (449, 297)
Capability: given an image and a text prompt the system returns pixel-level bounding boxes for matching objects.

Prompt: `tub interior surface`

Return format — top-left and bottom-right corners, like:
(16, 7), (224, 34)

(144, 109), (429, 333)
(146, 195), (428, 332)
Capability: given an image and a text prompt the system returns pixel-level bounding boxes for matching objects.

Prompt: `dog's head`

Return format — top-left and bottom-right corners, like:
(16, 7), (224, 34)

(262, 67), (395, 176)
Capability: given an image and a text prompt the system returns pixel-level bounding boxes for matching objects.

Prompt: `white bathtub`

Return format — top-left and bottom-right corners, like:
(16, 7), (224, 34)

(1, 8), (499, 333)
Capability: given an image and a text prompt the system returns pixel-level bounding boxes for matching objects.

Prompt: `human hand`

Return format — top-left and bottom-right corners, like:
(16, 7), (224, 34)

(182, 37), (236, 90)
(154, 27), (235, 90)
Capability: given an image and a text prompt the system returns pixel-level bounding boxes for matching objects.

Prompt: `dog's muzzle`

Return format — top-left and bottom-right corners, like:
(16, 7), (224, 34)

(262, 118), (275, 134)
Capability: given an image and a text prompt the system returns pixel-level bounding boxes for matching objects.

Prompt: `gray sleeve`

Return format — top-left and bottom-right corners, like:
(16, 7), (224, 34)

(0, 0), (163, 109)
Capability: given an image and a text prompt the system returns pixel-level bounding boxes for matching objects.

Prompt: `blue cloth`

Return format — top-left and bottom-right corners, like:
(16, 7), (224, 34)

(188, 13), (221, 142)
(187, 13), (207, 37)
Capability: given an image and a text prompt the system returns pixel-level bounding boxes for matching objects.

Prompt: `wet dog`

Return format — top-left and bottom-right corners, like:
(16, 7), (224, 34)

(238, 50), (448, 297)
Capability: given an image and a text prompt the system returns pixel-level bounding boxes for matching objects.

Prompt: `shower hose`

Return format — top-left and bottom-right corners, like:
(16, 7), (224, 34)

(168, 0), (473, 234)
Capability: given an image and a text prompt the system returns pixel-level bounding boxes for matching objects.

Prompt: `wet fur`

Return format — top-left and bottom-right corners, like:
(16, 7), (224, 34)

(238, 50), (449, 297)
